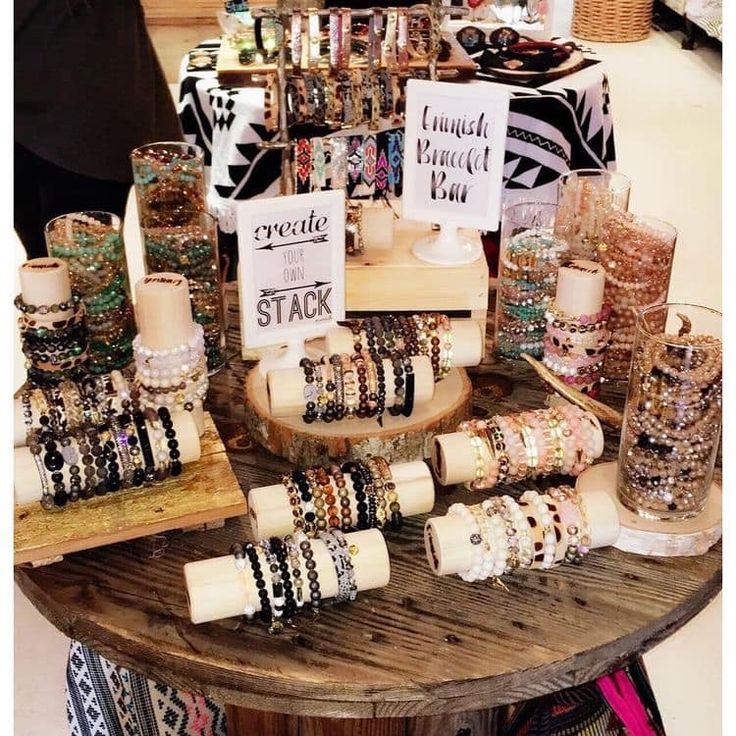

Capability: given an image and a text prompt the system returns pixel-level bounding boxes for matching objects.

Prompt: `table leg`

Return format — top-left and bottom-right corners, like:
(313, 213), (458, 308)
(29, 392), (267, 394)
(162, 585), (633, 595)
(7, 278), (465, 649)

(225, 706), (501, 736)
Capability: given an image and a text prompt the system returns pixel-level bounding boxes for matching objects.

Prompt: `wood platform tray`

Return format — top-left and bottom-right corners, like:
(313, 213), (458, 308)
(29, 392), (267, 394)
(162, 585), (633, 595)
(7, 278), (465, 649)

(14, 412), (247, 566)
(216, 32), (477, 86)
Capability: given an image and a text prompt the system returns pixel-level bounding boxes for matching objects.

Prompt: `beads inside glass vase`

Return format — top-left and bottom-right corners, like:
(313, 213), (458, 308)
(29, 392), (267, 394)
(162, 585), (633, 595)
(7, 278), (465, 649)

(141, 213), (226, 374)
(45, 212), (136, 373)
(131, 142), (207, 228)
(495, 202), (569, 360)
(617, 303), (722, 521)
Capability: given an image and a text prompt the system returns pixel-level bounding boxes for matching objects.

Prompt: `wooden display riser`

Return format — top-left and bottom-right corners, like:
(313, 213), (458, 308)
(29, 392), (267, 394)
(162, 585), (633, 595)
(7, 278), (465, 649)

(244, 367), (473, 466)
(346, 219), (489, 336)
(14, 413), (247, 566)
(576, 461), (722, 557)
(216, 32), (477, 86)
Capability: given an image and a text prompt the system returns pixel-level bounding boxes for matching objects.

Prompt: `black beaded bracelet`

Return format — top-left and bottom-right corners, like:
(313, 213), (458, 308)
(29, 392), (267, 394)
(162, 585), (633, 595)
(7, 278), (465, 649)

(300, 358), (319, 424)
(261, 539), (285, 633)
(133, 411), (156, 485)
(341, 460), (368, 530)
(272, 537), (297, 621)
(244, 542), (272, 624)
(402, 355), (415, 418)
(158, 407), (183, 477)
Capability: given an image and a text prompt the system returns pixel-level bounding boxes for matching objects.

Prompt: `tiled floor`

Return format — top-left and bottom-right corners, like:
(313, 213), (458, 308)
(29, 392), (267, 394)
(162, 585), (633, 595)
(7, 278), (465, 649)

(14, 21), (722, 736)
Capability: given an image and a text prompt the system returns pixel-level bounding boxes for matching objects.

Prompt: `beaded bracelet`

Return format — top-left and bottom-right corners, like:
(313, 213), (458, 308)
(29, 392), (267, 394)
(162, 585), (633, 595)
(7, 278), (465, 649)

(296, 532), (322, 615)
(231, 543), (260, 621)
(319, 528), (357, 603)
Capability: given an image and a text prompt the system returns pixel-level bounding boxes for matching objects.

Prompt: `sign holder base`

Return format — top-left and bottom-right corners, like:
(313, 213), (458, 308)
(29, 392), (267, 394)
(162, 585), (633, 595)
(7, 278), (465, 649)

(256, 337), (307, 377)
(411, 225), (483, 266)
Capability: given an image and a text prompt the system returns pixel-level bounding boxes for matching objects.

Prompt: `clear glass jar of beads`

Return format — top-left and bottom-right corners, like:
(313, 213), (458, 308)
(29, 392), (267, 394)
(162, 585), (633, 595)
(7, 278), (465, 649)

(599, 213), (677, 381)
(494, 202), (569, 360)
(141, 212), (226, 375)
(617, 303), (722, 521)
(131, 142), (207, 228)
(44, 211), (136, 373)
(554, 169), (631, 260)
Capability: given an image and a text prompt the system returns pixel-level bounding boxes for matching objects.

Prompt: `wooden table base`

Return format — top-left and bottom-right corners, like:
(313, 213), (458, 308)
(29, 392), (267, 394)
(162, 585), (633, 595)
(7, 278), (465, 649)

(225, 706), (501, 736)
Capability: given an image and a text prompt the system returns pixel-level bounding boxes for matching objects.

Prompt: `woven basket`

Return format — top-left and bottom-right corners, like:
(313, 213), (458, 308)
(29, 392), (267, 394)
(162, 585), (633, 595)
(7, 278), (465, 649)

(572, 0), (653, 42)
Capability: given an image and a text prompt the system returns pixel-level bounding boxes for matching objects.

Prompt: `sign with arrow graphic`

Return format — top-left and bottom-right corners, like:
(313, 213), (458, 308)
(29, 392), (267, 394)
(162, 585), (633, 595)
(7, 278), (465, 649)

(236, 190), (346, 350)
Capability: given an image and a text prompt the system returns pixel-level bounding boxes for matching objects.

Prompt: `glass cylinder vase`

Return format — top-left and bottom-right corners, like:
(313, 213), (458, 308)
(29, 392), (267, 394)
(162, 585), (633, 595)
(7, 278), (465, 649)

(131, 142), (207, 228)
(44, 211), (136, 373)
(494, 202), (569, 360)
(599, 212), (677, 381)
(141, 212), (226, 374)
(617, 303), (721, 521)
(554, 169), (631, 260)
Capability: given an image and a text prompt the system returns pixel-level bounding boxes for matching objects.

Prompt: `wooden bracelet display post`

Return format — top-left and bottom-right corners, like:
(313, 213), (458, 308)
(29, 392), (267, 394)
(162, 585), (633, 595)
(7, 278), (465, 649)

(17, 258), (88, 382)
(134, 273), (206, 435)
(185, 529), (390, 624)
(14, 410), (201, 505)
(431, 412), (605, 486)
(247, 460), (434, 538)
(324, 318), (484, 368)
(424, 489), (620, 577)
(543, 259), (609, 401)
(245, 357), (473, 465)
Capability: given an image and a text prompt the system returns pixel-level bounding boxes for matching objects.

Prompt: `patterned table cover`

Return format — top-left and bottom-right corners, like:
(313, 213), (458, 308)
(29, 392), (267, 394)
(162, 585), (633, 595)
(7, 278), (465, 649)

(178, 39), (617, 234)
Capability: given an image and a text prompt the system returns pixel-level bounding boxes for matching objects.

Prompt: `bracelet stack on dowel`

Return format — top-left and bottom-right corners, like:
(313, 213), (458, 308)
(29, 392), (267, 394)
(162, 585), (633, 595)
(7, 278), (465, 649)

(184, 528), (390, 630)
(248, 459), (434, 539)
(424, 486), (620, 582)
(432, 405), (605, 489)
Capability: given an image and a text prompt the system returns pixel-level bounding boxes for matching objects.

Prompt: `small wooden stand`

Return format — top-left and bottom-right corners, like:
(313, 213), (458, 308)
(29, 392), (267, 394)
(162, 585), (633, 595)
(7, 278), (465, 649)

(14, 413), (247, 566)
(346, 219), (489, 344)
(576, 461), (723, 557)
(244, 367), (473, 465)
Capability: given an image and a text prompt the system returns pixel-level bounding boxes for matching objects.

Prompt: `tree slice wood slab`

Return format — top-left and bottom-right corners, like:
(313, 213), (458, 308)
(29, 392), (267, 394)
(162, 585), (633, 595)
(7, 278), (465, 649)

(14, 412), (247, 566)
(576, 462), (722, 557)
(243, 368), (473, 466)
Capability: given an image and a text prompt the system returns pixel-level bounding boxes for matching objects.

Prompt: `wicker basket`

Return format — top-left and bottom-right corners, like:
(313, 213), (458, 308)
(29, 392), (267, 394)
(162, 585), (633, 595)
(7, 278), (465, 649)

(572, 0), (653, 42)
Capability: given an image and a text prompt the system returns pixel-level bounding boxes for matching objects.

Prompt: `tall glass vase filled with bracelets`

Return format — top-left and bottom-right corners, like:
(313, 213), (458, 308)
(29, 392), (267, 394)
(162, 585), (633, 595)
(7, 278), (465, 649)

(599, 213), (677, 381)
(140, 212), (227, 375)
(494, 202), (569, 359)
(44, 212), (136, 374)
(617, 303), (722, 521)
(554, 169), (631, 260)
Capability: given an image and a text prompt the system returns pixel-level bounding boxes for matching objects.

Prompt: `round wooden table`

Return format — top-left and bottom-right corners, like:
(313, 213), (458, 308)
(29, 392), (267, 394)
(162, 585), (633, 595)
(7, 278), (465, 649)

(15, 355), (722, 736)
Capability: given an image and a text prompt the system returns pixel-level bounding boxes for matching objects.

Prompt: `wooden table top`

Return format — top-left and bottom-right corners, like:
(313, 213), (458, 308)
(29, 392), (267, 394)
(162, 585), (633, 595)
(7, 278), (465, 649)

(15, 350), (722, 719)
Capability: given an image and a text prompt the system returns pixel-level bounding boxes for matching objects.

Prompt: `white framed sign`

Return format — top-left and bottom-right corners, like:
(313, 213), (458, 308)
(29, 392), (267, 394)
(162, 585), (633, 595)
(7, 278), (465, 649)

(402, 79), (510, 231)
(236, 190), (345, 349)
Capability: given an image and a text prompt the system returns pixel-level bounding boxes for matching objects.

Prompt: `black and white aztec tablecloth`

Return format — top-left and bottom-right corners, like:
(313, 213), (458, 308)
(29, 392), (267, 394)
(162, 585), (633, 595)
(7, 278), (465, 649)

(178, 39), (617, 234)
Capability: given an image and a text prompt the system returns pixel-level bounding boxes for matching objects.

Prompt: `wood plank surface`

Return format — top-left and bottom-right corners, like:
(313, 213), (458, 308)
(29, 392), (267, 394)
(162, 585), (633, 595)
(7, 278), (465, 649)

(14, 340), (722, 718)
(14, 413), (247, 565)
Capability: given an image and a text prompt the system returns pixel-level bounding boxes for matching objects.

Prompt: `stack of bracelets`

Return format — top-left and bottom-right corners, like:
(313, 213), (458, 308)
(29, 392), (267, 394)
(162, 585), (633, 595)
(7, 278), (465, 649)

(15, 292), (89, 386)
(230, 528), (358, 633)
(20, 372), (184, 511)
(457, 405), (601, 491)
(293, 130), (404, 199)
(280, 457), (402, 535)
(132, 324), (208, 413)
(618, 332), (722, 518)
(447, 485), (591, 583)
(598, 211), (676, 380)
(300, 352), (415, 423)
(495, 228), (568, 359)
(542, 300), (612, 398)
(256, 5), (443, 132)
(45, 213), (136, 373)
(345, 313), (454, 381)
